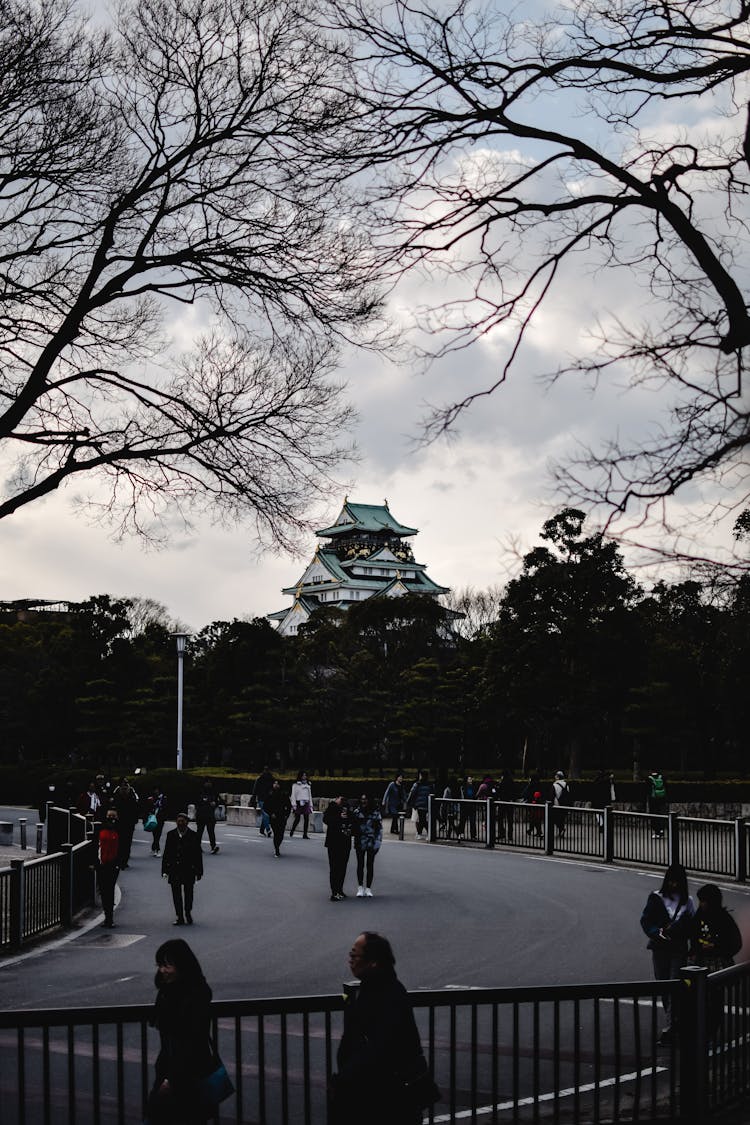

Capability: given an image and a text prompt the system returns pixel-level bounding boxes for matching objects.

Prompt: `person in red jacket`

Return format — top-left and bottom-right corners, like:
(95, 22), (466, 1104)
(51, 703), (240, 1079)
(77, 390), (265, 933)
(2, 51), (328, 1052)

(96, 808), (121, 928)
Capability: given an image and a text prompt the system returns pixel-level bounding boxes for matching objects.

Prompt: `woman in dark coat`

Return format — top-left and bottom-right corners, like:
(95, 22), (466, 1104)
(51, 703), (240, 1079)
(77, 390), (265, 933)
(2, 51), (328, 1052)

(694, 883), (743, 972)
(640, 863), (696, 1044)
(265, 779), (291, 858)
(147, 939), (214, 1124)
(330, 932), (430, 1125)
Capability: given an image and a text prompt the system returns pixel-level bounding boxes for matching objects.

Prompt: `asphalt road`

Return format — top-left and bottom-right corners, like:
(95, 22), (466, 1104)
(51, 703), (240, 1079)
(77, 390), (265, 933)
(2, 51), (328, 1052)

(1, 806), (750, 1012)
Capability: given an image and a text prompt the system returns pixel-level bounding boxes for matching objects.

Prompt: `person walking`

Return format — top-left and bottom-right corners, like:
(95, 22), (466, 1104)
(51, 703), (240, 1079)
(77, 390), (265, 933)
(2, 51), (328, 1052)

(496, 769), (515, 841)
(324, 796), (353, 900)
(381, 774), (405, 834)
(112, 777), (140, 868)
(329, 932), (435, 1125)
(95, 807), (121, 928)
(290, 771), (313, 838)
(458, 775), (477, 840)
(162, 812), (204, 926)
(592, 770), (615, 830)
(195, 781), (220, 854)
(640, 863), (696, 1044)
(146, 938), (215, 1124)
(646, 769), (668, 838)
(143, 785), (168, 856)
(77, 779), (102, 819)
(407, 771), (433, 840)
(265, 779), (291, 858)
(252, 766), (274, 837)
(352, 794), (382, 897)
(551, 771), (571, 838)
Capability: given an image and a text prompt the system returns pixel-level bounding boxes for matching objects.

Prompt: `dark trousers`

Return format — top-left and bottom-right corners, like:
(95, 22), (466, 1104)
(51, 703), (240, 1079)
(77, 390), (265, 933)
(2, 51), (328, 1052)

(652, 948), (684, 1029)
(152, 818), (165, 853)
(290, 812), (309, 837)
(97, 864), (119, 922)
(389, 814), (400, 834)
(196, 817), (217, 849)
(355, 848), (376, 888)
(170, 879), (195, 920)
(416, 808), (428, 836)
(328, 843), (350, 895)
(117, 823), (135, 866)
(271, 817), (285, 855)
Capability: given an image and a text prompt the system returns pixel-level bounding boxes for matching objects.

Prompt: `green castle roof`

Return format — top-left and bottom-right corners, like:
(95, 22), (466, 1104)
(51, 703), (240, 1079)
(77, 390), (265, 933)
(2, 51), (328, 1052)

(316, 501), (417, 539)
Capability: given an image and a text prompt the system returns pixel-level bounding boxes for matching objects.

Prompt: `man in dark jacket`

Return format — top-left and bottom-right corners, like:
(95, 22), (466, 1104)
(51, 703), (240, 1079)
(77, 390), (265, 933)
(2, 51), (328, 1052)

(161, 812), (203, 925)
(330, 932), (427, 1125)
(112, 777), (140, 868)
(252, 765), (275, 837)
(324, 797), (353, 900)
(195, 780), (220, 854)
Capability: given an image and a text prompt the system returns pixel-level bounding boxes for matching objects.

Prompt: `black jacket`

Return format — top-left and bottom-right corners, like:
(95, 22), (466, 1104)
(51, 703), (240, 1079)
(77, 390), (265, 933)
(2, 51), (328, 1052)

(640, 892), (695, 959)
(334, 970), (422, 1124)
(152, 977), (213, 1110)
(162, 826), (204, 884)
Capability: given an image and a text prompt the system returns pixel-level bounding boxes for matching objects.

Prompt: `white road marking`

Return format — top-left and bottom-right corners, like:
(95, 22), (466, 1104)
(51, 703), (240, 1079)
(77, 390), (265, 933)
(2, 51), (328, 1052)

(430, 1066), (668, 1120)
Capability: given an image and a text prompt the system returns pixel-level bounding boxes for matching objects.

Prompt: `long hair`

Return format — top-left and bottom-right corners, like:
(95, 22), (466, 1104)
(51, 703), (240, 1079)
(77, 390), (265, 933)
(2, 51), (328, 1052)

(660, 864), (689, 904)
(154, 939), (206, 988)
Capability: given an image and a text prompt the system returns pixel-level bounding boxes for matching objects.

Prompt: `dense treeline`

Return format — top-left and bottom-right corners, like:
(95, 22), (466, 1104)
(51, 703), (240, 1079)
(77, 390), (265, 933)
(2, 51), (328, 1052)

(1, 511), (747, 778)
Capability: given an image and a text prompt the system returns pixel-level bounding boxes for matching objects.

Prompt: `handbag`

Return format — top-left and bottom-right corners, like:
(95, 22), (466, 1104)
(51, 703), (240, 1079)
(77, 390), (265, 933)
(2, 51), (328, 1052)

(199, 1061), (234, 1109)
(399, 1054), (440, 1111)
(198, 1033), (234, 1111)
(144, 813), (158, 832)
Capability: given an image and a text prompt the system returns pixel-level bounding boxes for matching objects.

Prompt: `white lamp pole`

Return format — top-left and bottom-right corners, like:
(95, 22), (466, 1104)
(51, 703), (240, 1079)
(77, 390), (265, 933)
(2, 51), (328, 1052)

(173, 633), (189, 770)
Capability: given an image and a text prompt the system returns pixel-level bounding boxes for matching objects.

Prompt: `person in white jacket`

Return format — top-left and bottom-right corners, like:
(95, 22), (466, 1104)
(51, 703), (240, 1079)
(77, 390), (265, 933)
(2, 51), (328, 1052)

(290, 771), (313, 839)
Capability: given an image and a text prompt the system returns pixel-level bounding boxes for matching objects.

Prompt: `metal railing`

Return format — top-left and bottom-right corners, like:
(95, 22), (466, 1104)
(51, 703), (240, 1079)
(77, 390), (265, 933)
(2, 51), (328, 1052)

(431, 799), (749, 881)
(0, 838), (95, 952)
(0, 965), (746, 1124)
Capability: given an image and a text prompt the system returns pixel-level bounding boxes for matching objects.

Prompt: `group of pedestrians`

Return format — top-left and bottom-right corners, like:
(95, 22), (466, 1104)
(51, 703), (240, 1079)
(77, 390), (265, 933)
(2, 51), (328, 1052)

(641, 862), (742, 1044)
(146, 929), (433, 1125)
(324, 794), (383, 899)
(76, 775), (222, 929)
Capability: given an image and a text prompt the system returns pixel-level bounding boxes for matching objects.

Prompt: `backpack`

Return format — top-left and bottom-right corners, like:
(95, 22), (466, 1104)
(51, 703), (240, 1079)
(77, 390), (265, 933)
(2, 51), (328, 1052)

(650, 775), (666, 799)
(555, 781), (573, 806)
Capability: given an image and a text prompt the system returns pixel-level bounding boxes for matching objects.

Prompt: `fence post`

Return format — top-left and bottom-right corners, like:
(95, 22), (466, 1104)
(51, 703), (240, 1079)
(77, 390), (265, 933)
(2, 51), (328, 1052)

(9, 859), (25, 950)
(19, 818), (27, 850)
(544, 802), (554, 856)
(398, 812), (405, 841)
(735, 818), (747, 883)
(36, 823), (44, 853)
(669, 812), (680, 867)
(60, 843), (74, 927)
(427, 795), (433, 842)
(603, 806), (614, 863)
(485, 799), (494, 849)
(678, 965), (709, 1124)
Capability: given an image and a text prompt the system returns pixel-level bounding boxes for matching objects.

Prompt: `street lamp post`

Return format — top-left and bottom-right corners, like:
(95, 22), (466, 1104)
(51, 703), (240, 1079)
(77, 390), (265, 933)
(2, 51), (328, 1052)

(172, 633), (189, 771)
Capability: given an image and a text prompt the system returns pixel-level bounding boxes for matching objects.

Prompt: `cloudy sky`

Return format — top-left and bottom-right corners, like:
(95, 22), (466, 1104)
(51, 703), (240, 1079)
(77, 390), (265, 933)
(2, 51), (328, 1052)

(1, 0), (745, 632)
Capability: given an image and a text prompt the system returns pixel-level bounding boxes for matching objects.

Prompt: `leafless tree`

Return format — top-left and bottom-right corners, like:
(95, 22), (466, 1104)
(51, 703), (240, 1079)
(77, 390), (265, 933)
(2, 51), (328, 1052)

(442, 583), (504, 637)
(330, 0), (750, 533)
(0, 0), (384, 547)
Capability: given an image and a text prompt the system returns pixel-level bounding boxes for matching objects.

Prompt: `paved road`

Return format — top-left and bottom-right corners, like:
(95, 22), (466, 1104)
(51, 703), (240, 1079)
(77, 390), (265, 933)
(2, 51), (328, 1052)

(1, 806), (749, 1012)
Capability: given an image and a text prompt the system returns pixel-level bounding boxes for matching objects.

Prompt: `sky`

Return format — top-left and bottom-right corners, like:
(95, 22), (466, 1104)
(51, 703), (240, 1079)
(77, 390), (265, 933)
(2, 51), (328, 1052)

(1, 0), (746, 633)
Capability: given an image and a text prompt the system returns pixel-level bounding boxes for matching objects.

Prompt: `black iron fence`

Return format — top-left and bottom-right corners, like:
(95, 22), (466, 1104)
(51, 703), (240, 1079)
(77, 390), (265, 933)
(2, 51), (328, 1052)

(0, 964), (747, 1124)
(431, 799), (750, 881)
(0, 837), (95, 952)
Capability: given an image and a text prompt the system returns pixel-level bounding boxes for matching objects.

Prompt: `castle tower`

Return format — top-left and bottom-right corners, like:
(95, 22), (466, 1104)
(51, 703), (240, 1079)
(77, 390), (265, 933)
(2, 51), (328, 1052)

(268, 499), (449, 637)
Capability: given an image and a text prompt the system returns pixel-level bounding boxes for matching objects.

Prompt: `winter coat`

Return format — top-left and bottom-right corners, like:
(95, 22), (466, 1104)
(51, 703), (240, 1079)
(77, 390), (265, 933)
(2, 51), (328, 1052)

(382, 781), (405, 816)
(332, 970), (423, 1125)
(640, 891), (696, 959)
(324, 803), (353, 851)
(161, 826), (204, 885)
(151, 977), (214, 1121)
(407, 781), (432, 811)
(352, 807), (383, 853)
(695, 907), (743, 970)
(291, 781), (313, 809)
